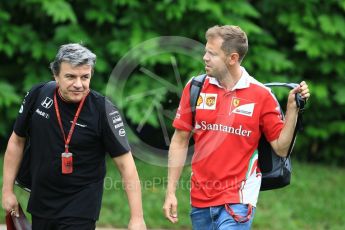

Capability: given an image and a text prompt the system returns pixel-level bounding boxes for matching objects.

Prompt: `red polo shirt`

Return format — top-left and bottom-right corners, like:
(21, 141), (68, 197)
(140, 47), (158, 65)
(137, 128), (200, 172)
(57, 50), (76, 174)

(173, 67), (284, 207)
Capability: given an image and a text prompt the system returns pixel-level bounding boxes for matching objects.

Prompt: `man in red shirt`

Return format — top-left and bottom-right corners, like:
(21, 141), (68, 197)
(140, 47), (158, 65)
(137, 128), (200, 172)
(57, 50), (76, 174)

(163, 25), (310, 229)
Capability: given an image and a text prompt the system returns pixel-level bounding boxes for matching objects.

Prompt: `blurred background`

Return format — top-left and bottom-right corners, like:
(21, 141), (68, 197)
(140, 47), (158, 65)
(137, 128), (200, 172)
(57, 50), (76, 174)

(0, 0), (344, 229)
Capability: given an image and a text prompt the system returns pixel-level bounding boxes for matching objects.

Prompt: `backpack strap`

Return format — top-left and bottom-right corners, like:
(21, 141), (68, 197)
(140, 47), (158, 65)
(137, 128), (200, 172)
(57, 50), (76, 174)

(188, 79), (305, 158)
(189, 74), (207, 128)
(26, 81), (56, 119)
(16, 81), (56, 192)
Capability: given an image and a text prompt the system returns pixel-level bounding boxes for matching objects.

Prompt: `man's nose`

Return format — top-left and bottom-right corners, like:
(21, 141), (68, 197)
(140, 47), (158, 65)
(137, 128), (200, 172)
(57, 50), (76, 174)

(73, 77), (82, 89)
(203, 53), (209, 62)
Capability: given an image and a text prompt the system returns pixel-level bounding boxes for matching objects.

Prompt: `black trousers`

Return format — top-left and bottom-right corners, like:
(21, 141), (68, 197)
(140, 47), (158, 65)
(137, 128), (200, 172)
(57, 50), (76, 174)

(32, 215), (96, 230)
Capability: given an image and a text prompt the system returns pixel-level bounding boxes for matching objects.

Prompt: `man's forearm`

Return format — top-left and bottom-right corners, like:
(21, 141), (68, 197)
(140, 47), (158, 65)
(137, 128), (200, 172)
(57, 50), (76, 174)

(166, 131), (190, 195)
(163, 129), (191, 223)
(122, 167), (144, 219)
(2, 132), (26, 193)
(113, 153), (144, 219)
(272, 81), (310, 157)
(274, 109), (299, 157)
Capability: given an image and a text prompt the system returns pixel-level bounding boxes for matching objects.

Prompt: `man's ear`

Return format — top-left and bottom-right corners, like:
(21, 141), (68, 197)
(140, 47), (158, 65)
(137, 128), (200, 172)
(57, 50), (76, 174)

(54, 75), (59, 84)
(228, 52), (240, 65)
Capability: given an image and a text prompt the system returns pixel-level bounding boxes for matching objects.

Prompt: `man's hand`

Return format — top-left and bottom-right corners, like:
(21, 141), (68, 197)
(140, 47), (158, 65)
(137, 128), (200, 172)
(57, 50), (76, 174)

(163, 193), (178, 223)
(287, 81), (310, 111)
(128, 217), (147, 230)
(2, 191), (19, 217)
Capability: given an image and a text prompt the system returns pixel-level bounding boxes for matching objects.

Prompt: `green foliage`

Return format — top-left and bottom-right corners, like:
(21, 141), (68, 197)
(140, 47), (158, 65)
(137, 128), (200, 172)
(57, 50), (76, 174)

(0, 82), (20, 108)
(252, 0), (345, 165)
(0, 81), (21, 137)
(0, 0), (344, 165)
(40, 0), (77, 24)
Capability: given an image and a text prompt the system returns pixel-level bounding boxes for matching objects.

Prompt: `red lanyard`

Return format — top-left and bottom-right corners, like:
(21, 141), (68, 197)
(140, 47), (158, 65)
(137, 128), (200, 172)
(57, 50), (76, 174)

(54, 88), (89, 153)
(225, 203), (253, 223)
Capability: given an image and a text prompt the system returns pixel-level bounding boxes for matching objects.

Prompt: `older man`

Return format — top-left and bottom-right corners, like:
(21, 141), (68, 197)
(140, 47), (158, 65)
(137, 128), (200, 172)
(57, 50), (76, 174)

(2, 43), (146, 230)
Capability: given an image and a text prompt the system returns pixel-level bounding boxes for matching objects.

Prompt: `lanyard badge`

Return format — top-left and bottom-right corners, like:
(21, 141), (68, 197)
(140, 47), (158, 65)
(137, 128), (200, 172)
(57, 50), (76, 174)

(61, 152), (73, 174)
(54, 88), (89, 174)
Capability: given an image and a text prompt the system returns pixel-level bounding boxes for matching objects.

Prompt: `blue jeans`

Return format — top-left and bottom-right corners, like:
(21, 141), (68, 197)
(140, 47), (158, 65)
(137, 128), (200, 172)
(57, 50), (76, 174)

(190, 204), (255, 230)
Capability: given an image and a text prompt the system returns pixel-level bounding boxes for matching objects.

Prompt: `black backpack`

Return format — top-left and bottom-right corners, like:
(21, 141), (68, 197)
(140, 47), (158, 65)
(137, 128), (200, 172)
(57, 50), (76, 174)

(189, 74), (305, 191)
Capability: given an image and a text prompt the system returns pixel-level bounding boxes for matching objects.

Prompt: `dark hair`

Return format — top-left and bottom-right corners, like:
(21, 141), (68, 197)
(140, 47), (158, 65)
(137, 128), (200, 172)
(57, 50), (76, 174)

(206, 25), (248, 63)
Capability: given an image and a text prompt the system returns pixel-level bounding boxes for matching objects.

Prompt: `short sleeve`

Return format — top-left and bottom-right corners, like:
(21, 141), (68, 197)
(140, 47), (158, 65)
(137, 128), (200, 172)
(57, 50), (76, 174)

(172, 81), (193, 131)
(102, 98), (131, 158)
(260, 90), (284, 142)
(14, 83), (46, 137)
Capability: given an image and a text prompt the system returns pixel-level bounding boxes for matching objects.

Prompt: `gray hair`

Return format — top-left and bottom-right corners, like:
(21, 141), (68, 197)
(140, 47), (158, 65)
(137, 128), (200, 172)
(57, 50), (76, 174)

(50, 43), (96, 76)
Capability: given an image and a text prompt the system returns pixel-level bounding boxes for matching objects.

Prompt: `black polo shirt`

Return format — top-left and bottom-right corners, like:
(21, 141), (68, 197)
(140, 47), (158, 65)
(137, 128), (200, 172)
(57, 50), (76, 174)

(14, 81), (130, 220)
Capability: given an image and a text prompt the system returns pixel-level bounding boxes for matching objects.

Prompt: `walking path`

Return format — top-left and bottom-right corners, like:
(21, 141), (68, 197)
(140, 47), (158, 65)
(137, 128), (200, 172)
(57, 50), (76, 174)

(0, 225), (126, 229)
(0, 225), (168, 229)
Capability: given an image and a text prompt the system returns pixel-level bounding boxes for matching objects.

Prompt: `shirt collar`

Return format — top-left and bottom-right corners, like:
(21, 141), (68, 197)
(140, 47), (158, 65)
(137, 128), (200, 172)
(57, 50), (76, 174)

(207, 66), (251, 91)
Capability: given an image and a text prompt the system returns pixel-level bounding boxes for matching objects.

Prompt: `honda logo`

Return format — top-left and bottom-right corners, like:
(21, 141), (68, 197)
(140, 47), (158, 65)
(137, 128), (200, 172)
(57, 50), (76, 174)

(41, 97), (53, 109)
